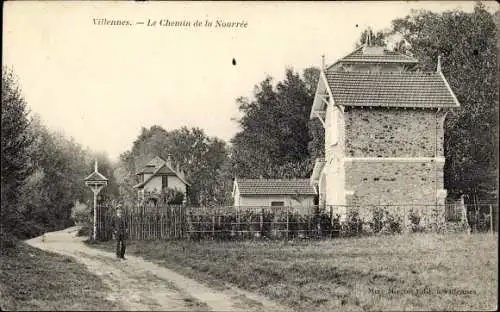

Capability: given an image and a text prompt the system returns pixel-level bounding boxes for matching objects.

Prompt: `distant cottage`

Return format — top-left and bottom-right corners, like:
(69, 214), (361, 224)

(232, 178), (316, 208)
(134, 155), (190, 203)
(310, 41), (460, 221)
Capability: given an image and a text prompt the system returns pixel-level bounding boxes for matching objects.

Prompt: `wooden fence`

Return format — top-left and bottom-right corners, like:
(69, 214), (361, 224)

(96, 204), (186, 241)
(95, 202), (498, 241)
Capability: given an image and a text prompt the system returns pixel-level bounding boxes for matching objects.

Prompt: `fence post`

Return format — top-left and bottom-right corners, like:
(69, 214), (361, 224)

(404, 205), (407, 234)
(490, 204), (493, 235)
(260, 208), (263, 236)
(330, 207), (333, 226)
(212, 212), (215, 239)
(286, 205), (289, 241)
(308, 210), (311, 239)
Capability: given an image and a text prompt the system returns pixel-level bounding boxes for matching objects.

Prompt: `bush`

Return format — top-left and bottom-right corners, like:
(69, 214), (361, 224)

(261, 210), (275, 238)
(0, 228), (18, 251)
(383, 211), (402, 234)
(314, 210), (336, 238)
(77, 224), (91, 237)
(407, 209), (425, 233)
(71, 201), (91, 225)
(369, 206), (402, 235)
(343, 209), (363, 236)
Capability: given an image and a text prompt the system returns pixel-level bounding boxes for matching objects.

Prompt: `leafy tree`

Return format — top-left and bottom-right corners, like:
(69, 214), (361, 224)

(356, 28), (387, 47)
(1, 68), (34, 237)
(23, 117), (100, 231)
(390, 3), (499, 199)
(117, 126), (230, 206)
(231, 67), (321, 179)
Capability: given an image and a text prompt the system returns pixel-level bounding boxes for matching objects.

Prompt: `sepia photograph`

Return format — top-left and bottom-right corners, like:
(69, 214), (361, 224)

(1, 1), (498, 311)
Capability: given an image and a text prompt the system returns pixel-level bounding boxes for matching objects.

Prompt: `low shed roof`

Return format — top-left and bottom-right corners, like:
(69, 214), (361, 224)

(235, 179), (316, 196)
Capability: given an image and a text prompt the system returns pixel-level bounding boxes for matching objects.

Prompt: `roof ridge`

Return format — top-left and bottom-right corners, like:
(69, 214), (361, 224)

(238, 178), (311, 182)
(327, 46), (364, 70)
(327, 71), (439, 75)
(327, 46), (418, 69)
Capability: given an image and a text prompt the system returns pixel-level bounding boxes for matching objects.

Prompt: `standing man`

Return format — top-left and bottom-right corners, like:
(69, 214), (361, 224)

(113, 204), (128, 260)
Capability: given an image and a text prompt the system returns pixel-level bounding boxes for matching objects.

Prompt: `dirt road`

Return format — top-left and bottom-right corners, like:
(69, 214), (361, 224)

(25, 227), (287, 311)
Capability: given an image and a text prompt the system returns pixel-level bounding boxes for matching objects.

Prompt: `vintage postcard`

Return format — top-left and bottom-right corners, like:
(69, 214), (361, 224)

(2, 1), (498, 311)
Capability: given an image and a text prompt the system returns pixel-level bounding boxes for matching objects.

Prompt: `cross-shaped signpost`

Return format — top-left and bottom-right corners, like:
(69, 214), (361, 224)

(84, 160), (108, 240)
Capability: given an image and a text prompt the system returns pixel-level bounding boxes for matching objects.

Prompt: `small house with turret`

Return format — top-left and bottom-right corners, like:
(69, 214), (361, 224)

(310, 40), (460, 221)
(134, 155), (190, 204)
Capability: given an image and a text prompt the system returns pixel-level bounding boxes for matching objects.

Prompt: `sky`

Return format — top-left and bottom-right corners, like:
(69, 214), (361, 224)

(3, 1), (497, 161)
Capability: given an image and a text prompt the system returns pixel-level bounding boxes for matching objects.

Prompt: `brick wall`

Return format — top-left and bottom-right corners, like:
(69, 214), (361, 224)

(344, 107), (443, 157)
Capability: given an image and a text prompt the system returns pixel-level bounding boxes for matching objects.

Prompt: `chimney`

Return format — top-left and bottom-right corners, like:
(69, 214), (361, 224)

(94, 159), (98, 172)
(321, 54), (326, 71)
(362, 27), (384, 55)
(167, 153), (172, 166)
(366, 27), (372, 47)
(437, 54), (442, 72)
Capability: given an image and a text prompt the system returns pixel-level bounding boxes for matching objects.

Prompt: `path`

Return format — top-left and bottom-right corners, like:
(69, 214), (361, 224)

(25, 227), (287, 311)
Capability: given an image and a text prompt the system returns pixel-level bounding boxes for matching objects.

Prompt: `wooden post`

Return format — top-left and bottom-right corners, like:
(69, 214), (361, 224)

(317, 207), (321, 237)
(148, 212), (151, 240)
(473, 193), (478, 232)
(212, 212), (215, 239)
(403, 205), (407, 234)
(286, 205), (289, 241)
(260, 208), (264, 236)
(174, 206), (177, 238)
(490, 204), (493, 235)
(160, 208), (163, 239)
(93, 193), (97, 241)
(237, 209), (240, 239)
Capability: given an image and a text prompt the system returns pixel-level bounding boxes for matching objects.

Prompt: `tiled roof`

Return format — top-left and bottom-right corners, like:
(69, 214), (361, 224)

(156, 166), (176, 175)
(138, 167), (156, 174)
(84, 171), (108, 182)
(331, 46), (418, 65)
(136, 156), (166, 175)
(236, 179), (316, 196)
(326, 71), (460, 108)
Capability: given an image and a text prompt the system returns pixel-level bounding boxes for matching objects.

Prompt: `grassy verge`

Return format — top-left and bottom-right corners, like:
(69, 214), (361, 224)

(89, 233), (498, 311)
(0, 243), (121, 311)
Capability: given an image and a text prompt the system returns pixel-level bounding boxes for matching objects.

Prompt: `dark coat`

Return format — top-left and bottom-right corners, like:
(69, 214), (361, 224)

(113, 215), (128, 237)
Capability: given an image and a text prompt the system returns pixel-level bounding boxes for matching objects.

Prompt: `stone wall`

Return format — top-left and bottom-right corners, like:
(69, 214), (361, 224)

(345, 159), (445, 207)
(344, 107), (443, 157)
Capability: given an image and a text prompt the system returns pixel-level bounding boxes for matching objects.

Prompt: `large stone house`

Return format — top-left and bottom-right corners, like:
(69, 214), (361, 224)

(309, 42), (460, 221)
(133, 155), (190, 204)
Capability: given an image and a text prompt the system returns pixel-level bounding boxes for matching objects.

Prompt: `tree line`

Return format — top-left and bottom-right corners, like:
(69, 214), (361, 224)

(1, 68), (118, 240)
(1, 2), (497, 243)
